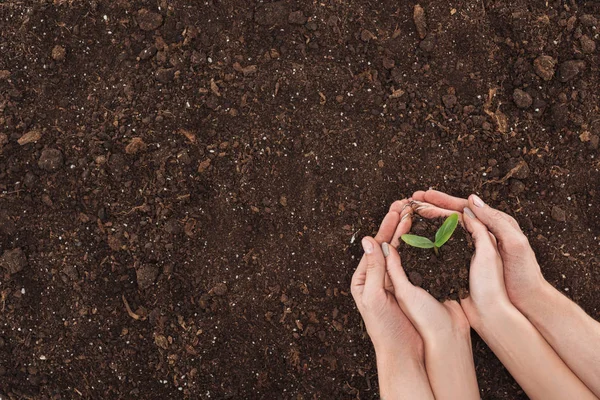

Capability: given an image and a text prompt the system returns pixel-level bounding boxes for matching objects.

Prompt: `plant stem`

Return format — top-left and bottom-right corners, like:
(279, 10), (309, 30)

(433, 246), (439, 257)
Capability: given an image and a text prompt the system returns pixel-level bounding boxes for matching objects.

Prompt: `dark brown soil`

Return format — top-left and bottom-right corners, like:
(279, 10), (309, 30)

(400, 216), (472, 301)
(0, 1), (599, 399)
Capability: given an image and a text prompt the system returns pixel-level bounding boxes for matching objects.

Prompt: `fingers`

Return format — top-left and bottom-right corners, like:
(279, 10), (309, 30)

(362, 237), (387, 296)
(375, 211), (401, 244)
(462, 206), (499, 254)
(467, 194), (523, 241)
(384, 240), (412, 294)
(423, 190), (469, 211)
(411, 200), (464, 222)
(391, 202), (413, 247)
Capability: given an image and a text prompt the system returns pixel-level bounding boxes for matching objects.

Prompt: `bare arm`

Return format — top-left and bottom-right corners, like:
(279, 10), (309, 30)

(516, 281), (600, 397)
(471, 302), (597, 400)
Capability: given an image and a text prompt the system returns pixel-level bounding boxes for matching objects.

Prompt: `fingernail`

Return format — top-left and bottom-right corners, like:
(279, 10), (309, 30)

(361, 238), (373, 254)
(464, 207), (476, 219)
(382, 242), (390, 257)
(472, 194), (485, 208)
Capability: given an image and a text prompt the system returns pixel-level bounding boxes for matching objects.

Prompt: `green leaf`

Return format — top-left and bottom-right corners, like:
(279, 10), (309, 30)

(434, 213), (459, 248)
(401, 234), (435, 248)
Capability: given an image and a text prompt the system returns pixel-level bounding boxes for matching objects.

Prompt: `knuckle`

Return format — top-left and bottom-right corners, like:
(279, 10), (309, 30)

(389, 200), (407, 213)
(504, 233), (530, 250)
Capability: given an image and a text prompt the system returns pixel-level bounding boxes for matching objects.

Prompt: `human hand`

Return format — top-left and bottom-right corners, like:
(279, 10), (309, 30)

(412, 190), (546, 310)
(351, 201), (433, 399)
(385, 200), (479, 400)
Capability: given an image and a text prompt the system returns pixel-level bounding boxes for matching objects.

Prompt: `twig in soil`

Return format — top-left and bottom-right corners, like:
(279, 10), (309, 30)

(483, 160), (527, 185)
(122, 295), (146, 321)
(0, 190), (22, 198)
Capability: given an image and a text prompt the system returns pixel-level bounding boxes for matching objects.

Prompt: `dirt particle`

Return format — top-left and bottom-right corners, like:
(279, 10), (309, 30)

(360, 29), (376, 42)
(580, 35), (596, 54)
(139, 46), (157, 60)
(51, 45), (66, 62)
(233, 62), (257, 77)
(550, 103), (569, 128)
(559, 60), (585, 83)
(210, 282), (228, 296)
(137, 9), (163, 31)
(0, 133), (8, 151)
(38, 148), (64, 171)
(551, 206), (566, 222)
(382, 57), (395, 70)
(154, 334), (169, 350)
(0, 70), (10, 80)
(0, 248), (27, 275)
(18, 130), (42, 145)
(509, 179), (526, 195)
(533, 55), (556, 81)
(288, 11), (307, 25)
(125, 137), (147, 154)
(442, 94), (457, 109)
(413, 4), (428, 39)
(419, 34), (435, 52)
(512, 89), (532, 109)
(136, 265), (159, 289)
(198, 158), (211, 173)
(408, 271), (423, 287)
(0, 210), (16, 236)
(579, 14), (598, 27)
(155, 67), (175, 83)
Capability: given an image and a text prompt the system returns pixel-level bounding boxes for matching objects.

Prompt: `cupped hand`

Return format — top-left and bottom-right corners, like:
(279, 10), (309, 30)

(385, 200), (480, 400)
(412, 190), (546, 309)
(350, 201), (424, 358)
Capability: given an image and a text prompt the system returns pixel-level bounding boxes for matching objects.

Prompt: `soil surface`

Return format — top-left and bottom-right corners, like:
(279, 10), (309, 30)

(401, 216), (472, 301)
(0, 0), (599, 399)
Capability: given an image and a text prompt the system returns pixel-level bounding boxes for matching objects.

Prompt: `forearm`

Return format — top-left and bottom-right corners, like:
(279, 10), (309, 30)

(517, 281), (600, 396)
(424, 334), (479, 400)
(474, 303), (596, 400)
(377, 352), (434, 400)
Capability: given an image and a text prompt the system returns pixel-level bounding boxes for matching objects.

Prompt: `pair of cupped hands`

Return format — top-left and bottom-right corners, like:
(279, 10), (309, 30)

(351, 190), (545, 397)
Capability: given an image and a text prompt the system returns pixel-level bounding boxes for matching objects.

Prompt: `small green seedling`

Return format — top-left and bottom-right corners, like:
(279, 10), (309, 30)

(401, 213), (459, 256)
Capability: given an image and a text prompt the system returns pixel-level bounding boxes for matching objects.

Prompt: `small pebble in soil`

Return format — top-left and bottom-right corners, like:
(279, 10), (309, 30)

(579, 14), (598, 27)
(210, 282), (228, 296)
(442, 94), (457, 109)
(551, 206), (567, 222)
(288, 11), (307, 25)
(360, 29), (376, 42)
(533, 55), (556, 81)
(580, 36), (596, 54)
(413, 4), (428, 39)
(559, 60), (585, 83)
(51, 45), (66, 62)
(137, 9), (163, 31)
(136, 265), (159, 289)
(510, 179), (526, 195)
(513, 88), (532, 109)
(38, 148), (64, 171)
(0, 248), (27, 275)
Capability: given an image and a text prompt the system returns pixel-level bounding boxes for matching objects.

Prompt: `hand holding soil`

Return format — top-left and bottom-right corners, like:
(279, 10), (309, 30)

(353, 191), (600, 400)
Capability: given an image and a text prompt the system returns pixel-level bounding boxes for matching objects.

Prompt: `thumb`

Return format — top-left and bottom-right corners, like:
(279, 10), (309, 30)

(362, 237), (386, 297)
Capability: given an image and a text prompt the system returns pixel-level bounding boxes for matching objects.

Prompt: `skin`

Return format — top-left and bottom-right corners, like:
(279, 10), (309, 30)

(350, 203), (434, 400)
(413, 190), (600, 399)
(387, 201), (479, 400)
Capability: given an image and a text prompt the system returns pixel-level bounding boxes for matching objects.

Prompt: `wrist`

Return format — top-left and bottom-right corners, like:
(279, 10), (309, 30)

(467, 298), (515, 335)
(512, 279), (554, 317)
(376, 352), (426, 395)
